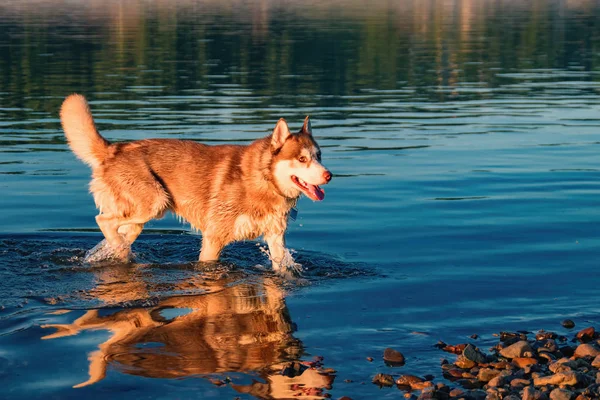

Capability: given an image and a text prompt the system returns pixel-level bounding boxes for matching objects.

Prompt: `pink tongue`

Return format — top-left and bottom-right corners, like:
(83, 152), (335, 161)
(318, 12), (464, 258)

(306, 184), (325, 201)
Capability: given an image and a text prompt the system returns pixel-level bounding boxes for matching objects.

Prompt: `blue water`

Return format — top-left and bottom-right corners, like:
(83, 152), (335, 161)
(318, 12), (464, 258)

(1, 1), (600, 398)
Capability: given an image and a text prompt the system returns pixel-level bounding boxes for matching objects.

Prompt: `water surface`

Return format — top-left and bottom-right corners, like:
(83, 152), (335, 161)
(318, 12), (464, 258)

(1, 1), (600, 398)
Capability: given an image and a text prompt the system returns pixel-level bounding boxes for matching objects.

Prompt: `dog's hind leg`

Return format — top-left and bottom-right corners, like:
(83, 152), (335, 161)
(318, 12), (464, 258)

(95, 214), (131, 259)
(85, 223), (144, 263)
(91, 161), (171, 260)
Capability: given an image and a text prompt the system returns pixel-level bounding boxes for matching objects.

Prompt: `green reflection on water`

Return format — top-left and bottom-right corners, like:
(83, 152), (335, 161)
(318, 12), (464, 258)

(1, 0), (599, 116)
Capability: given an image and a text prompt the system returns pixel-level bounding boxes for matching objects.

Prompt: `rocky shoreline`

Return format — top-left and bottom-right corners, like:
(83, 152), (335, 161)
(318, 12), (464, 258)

(370, 323), (600, 400)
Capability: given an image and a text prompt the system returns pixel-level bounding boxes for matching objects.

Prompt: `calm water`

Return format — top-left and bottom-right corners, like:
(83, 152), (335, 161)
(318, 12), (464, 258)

(2, 0), (600, 398)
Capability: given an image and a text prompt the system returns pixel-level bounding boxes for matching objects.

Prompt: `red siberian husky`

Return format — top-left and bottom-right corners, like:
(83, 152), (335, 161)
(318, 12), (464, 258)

(60, 94), (332, 272)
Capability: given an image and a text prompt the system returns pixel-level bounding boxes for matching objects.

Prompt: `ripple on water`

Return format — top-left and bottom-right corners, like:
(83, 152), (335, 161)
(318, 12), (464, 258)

(0, 233), (378, 310)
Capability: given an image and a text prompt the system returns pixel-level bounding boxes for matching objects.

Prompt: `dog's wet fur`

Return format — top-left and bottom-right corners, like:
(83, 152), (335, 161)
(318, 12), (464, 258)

(60, 94), (331, 272)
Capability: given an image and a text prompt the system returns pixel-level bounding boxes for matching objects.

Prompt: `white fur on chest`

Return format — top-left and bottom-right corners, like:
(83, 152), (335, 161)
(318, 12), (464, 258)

(233, 209), (289, 240)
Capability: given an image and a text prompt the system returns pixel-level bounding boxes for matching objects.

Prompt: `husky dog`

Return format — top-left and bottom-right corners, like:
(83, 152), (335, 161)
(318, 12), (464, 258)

(60, 94), (331, 271)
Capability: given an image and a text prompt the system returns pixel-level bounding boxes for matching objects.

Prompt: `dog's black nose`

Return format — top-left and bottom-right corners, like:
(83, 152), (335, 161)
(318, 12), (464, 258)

(323, 170), (332, 182)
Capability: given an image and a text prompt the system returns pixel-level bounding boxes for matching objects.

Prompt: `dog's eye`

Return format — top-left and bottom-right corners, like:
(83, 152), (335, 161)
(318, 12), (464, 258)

(298, 156), (307, 163)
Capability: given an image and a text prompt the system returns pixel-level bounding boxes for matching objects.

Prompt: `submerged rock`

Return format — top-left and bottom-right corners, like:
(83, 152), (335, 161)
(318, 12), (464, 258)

(383, 347), (405, 366)
(372, 373), (395, 387)
(562, 320), (576, 329)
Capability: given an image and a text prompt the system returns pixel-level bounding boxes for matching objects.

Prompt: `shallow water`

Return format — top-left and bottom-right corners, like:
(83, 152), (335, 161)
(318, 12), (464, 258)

(2, 0), (600, 398)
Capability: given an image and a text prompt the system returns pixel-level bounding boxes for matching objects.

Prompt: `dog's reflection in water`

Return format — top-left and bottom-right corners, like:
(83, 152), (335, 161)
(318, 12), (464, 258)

(41, 264), (334, 398)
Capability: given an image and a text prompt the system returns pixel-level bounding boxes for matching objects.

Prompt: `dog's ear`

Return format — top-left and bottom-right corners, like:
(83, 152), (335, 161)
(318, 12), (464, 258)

(271, 118), (291, 151)
(301, 116), (312, 135)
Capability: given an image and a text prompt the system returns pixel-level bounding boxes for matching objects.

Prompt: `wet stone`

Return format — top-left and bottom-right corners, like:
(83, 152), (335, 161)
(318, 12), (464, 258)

(443, 368), (464, 379)
(562, 320), (575, 329)
(372, 373), (395, 387)
(576, 327), (595, 343)
(417, 387), (450, 400)
(487, 372), (510, 388)
(464, 344), (487, 364)
(513, 358), (538, 368)
(490, 361), (512, 370)
(500, 341), (533, 359)
(522, 386), (549, 400)
(455, 355), (476, 369)
(533, 372), (579, 387)
(573, 343), (600, 359)
(485, 389), (502, 400)
(478, 368), (502, 382)
(500, 332), (528, 343)
(538, 352), (556, 364)
(510, 378), (531, 388)
(539, 339), (558, 353)
(383, 347), (405, 366)
(549, 388), (574, 400)
(396, 374), (425, 388)
(536, 331), (557, 341)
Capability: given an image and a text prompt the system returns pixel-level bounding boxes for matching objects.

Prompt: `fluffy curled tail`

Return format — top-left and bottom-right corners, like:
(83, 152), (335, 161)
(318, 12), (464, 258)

(60, 94), (110, 169)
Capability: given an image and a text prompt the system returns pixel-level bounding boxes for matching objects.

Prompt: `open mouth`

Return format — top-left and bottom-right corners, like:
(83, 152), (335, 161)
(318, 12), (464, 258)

(291, 175), (325, 201)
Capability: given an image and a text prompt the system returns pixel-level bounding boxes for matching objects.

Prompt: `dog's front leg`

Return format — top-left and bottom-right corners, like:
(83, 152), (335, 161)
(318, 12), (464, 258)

(199, 236), (223, 262)
(264, 233), (286, 272)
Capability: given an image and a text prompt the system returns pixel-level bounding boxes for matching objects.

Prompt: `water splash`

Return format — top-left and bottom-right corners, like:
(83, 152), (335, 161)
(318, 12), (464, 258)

(258, 244), (304, 277)
(84, 239), (132, 263)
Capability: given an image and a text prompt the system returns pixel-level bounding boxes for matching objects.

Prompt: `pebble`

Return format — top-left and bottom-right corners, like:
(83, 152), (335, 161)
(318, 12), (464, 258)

(364, 325), (600, 400)
(576, 327), (595, 343)
(487, 372), (509, 388)
(477, 367), (501, 382)
(463, 343), (487, 364)
(509, 378), (531, 388)
(372, 373), (394, 387)
(538, 352), (556, 363)
(455, 355), (476, 369)
(573, 343), (600, 358)
(499, 340), (533, 359)
(383, 347), (405, 365)
(396, 374), (424, 387)
(533, 371), (578, 386)
(549, 388), (574, 400)
(513, 357), (538, 368)
(522, 386), (547, 400)
(562, 319), (575, 329)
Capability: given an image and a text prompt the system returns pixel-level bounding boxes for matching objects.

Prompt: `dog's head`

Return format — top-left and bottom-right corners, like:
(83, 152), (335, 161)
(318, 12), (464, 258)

(270, 117), (331, 201)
